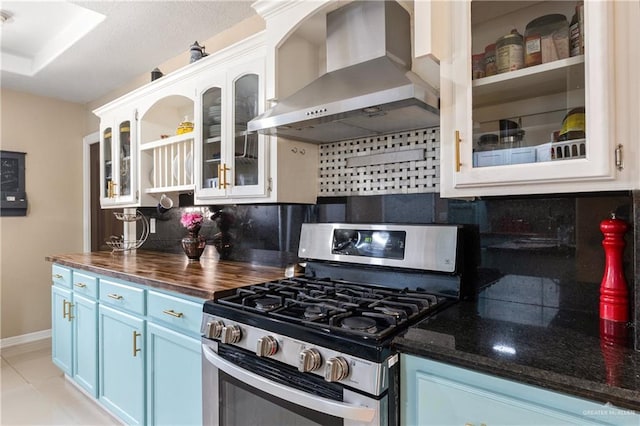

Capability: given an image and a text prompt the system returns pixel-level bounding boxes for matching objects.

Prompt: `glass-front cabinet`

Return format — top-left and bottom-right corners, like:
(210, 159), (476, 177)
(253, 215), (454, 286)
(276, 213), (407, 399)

(195, 57), (266, 202)
(95, 33), (317, 208)
(100, 112), (137, 208)
(201, 85), (223, 193)
(440, 1), (629, 197)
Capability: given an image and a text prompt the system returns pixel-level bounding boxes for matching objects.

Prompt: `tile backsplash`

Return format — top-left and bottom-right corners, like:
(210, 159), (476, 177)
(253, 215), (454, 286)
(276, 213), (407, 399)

(318, 127), (439, 196)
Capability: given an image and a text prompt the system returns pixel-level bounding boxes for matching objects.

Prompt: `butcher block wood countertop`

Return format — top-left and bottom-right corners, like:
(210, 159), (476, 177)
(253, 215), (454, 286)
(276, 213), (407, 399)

(46, 250), (289, 300)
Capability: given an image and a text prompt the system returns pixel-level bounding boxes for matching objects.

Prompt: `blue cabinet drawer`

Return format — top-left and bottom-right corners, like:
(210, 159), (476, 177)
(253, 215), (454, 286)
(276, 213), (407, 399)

(147, 290), (204, 337)
(99, 279), (145, 316)
(52, 264), (72, 288)
(72, 271), (98, 299)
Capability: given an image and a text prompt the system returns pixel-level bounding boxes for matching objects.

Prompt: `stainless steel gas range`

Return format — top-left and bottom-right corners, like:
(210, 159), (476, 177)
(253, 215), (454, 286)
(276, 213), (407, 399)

(201, 223), (477, 426)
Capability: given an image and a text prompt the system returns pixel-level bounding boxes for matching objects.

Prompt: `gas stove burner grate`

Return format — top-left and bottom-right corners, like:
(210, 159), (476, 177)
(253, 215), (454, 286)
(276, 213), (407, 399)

(254, 297), (283, 312)
(374, 305), (408, 320)
(214, 276), (449, 341)
(271, 299), (348, 322)
(340, 316), (378, 333)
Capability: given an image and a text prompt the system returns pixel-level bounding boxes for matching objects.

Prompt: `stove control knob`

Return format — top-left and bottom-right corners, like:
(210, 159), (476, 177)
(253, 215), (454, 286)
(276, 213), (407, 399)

(325, 357), (349, 382)
(298, 348), (322, 373)
(205, 320), (224, 339)
(220, 324), (242, 344)
(256, 336), (279, 357)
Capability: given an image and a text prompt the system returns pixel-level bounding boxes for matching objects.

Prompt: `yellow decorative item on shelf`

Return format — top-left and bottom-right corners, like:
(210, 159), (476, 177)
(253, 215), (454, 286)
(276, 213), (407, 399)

(177, 116), (194, 135)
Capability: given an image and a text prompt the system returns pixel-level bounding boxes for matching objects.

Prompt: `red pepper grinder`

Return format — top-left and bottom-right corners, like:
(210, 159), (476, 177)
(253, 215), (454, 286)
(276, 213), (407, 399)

(599, 213), (629, 322)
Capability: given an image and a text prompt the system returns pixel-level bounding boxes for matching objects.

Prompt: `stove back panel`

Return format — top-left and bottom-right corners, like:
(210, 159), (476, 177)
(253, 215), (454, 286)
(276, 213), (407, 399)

(299, 223), (460, 272)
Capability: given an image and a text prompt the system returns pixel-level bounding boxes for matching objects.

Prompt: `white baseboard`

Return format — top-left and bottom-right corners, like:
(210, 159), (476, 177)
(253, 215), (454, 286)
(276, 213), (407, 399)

(0, 329), (51, 349)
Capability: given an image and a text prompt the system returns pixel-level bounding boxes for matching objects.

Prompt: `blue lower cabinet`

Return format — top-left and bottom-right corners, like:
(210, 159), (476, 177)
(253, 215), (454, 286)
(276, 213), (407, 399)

(401, 354), (639, 426)
(73, 294), (98, 397)
(99, 304), (146, 426)
(51, 266), (98, 397)
(147, 322), (202, 426)
(51, 285), (73, 375)
(51, 265), (205, 425)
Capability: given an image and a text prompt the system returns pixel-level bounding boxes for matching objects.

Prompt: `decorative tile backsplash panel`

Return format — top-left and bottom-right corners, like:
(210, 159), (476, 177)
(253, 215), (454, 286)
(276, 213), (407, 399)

(318, 127), (440, 196)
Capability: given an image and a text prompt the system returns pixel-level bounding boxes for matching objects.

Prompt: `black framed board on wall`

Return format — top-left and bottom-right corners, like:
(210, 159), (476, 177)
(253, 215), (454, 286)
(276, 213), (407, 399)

(1, 150), (28, 216)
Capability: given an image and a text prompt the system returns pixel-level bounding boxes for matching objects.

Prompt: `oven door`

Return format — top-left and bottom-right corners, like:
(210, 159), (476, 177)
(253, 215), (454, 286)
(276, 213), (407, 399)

(202, 340), (387, 426)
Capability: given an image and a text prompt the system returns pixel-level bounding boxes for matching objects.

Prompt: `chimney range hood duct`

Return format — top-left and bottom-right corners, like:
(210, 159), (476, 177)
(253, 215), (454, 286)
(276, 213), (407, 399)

(248, 0), (439, 144)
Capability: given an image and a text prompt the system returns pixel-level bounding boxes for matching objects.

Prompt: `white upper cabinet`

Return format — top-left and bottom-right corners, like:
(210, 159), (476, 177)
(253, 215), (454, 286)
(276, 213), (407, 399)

(194, 55), (268, 202)
(99, 109), (138, 208)
(94, 32), (318, 207)
(439, 0), (634, 198)
(193, 34), (318, 205)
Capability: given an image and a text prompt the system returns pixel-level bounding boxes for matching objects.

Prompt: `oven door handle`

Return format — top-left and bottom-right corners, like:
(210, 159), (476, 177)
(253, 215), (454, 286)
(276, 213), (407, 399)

(202, 344), (376, 422)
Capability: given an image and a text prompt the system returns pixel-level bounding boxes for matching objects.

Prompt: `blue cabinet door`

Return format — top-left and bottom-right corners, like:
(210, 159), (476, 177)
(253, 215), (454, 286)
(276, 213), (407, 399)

(146, 322), (202, 426)
(51, 285), (73, 375)
(99, 304), (145, 426)
(73, 294), (98, 397)
(401, 355), (639, 426)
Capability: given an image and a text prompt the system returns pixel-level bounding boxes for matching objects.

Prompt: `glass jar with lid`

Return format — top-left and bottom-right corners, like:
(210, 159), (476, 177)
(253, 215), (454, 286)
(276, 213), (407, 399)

(524, 14), (569, 67)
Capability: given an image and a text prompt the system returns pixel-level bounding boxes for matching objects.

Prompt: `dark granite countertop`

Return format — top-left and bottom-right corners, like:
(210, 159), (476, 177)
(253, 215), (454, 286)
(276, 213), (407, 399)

(393, 274), (640, 411)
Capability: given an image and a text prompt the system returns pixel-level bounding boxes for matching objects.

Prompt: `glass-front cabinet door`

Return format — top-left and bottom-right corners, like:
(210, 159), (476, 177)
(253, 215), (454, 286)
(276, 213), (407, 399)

(118, 121), (132, 199)
(196, 57), (266, 202)
(102, 126), (113, 200)
(440, 1), (621, 197)
(100, 113), (137, 207)
(231, 73), (262, 195)
(202, 86), (224, 194)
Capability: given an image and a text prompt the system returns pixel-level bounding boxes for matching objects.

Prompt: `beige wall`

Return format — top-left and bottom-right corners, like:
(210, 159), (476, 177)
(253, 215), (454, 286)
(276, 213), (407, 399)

(1, 89), (87, 339)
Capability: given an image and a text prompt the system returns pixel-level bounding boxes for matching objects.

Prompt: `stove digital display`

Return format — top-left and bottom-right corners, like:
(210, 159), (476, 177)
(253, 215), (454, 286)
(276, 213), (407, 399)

(332, 229), (405, 259)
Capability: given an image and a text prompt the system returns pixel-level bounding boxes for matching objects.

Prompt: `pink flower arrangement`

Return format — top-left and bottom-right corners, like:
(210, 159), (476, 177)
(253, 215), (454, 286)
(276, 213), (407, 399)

(180, 212), (203, 230)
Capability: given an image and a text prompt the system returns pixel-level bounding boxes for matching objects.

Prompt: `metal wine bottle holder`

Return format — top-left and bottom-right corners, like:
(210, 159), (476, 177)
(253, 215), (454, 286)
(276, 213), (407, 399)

(106, 210), (149, 252)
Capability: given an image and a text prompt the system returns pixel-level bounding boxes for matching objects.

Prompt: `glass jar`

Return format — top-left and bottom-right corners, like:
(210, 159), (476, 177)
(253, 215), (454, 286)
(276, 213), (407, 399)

(558, 107), (586, 141)
(525, 14), (569, 66)
(484, 43), (497, 76)
(496, 29), (524, 74)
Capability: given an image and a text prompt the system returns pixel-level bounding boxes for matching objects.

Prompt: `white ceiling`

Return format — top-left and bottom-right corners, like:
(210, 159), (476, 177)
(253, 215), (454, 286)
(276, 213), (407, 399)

(0, 1), (257, 104)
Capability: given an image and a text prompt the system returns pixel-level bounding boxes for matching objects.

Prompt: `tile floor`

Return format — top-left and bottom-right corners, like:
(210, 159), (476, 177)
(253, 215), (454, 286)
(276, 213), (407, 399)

(1, 338), (118, 425)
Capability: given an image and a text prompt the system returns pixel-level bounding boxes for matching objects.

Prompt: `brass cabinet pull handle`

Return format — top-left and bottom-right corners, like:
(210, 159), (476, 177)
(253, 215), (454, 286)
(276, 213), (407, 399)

(107, 181), (118, 198)
(455, 130), (462, 172)
(62, 300), (74, 321)
(67, 303), (75, 321)
(162, 309), (184, 318)
(133, 331), (141, 357)
(53, 274), (63, 279)
(74, 282), (87, 288)
(108, 293), (123, 300)
(220, 163), (230, 188)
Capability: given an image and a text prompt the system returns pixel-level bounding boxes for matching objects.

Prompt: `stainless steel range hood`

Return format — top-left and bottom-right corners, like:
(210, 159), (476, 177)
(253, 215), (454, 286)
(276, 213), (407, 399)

(248, 0), (439, 144)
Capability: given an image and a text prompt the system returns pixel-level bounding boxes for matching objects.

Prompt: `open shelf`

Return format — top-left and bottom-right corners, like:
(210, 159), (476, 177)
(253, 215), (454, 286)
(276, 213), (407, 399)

(145, 185), (194, 194)
(140, 132), (194, 151)
(472, 56), (585, 107)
